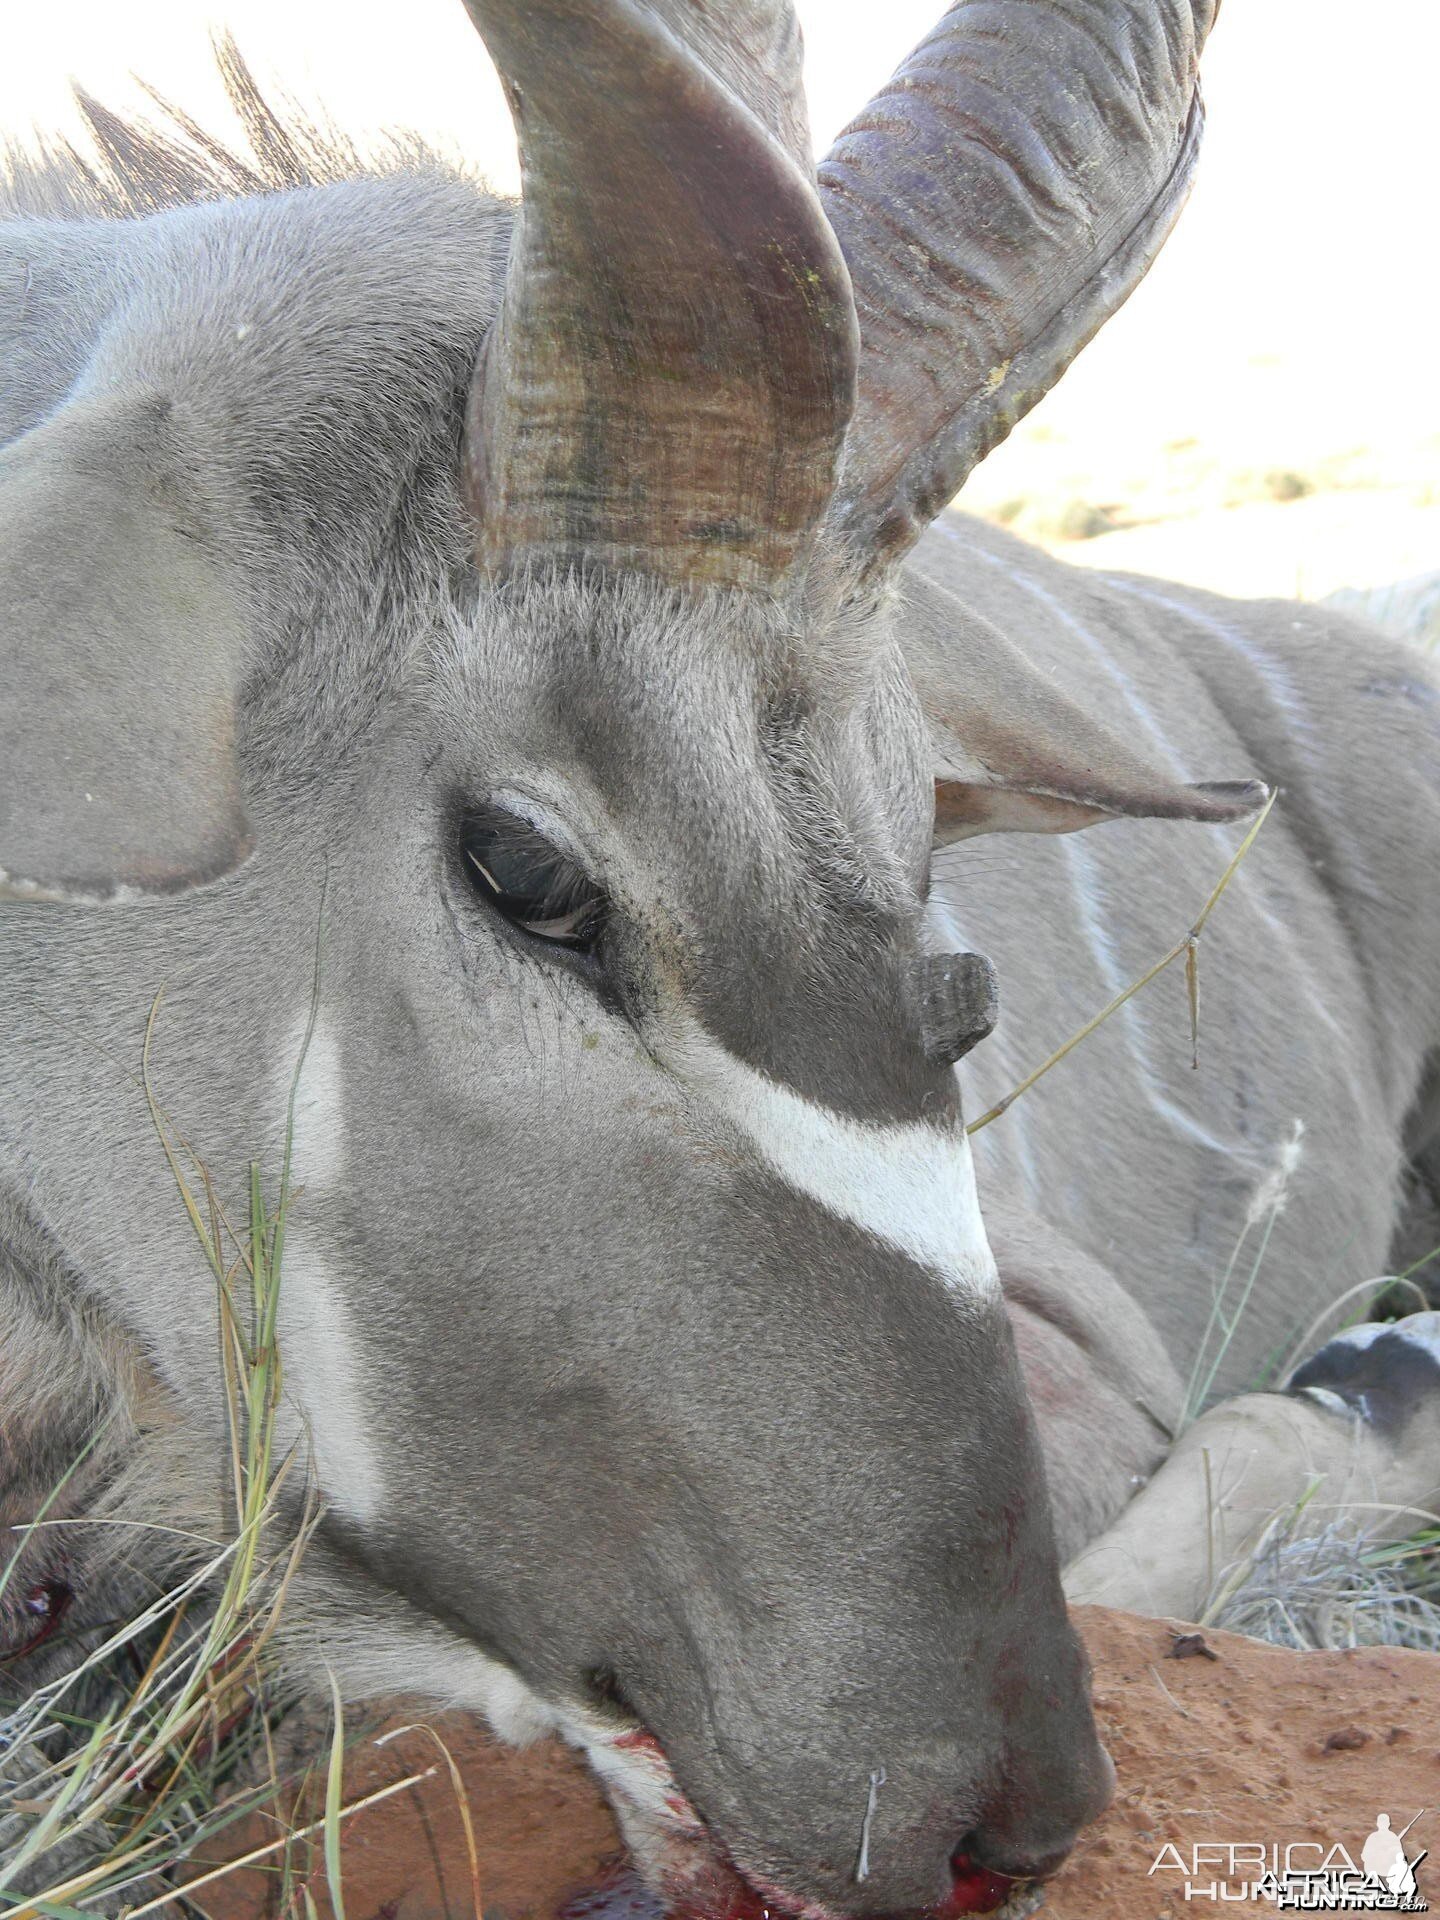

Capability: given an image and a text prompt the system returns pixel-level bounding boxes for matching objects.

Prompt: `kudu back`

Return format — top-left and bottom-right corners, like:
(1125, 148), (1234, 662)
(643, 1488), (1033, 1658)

(2, 2), (1438, 1914)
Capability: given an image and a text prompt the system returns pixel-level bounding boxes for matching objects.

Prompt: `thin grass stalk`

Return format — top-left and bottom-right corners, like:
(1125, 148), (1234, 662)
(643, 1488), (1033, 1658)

(1181, 1219), (1255, 1431)
(375, 1723), (485, 1920)
(323, 1670), (348, 1920)
(967, 790), (1277, 1135)
(2, 963), (327, 1914)
(121, 1768), (440, 1919)
(0, 1430), (109, 1612)
(1187, 1185), (1287, 1421)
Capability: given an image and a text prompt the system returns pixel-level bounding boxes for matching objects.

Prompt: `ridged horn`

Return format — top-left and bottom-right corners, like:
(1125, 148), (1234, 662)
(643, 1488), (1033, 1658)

(819, 0), (1219, 576)
(460, 0), (859, 591)
(920, 951), (998, 1067)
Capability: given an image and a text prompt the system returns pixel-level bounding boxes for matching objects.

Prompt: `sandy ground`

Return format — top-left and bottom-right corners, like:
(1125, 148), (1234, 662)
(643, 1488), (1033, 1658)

(1049, 1610), (1438, 1920)
(193, 1607), (1440, 1920)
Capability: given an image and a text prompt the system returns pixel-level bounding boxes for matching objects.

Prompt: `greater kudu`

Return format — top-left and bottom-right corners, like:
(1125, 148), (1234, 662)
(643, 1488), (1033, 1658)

(1, 1), (1438, 1914)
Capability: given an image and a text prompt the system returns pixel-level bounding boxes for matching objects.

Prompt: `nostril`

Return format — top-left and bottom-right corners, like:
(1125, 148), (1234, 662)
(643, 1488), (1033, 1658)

(956, 1828), (1075, 1890)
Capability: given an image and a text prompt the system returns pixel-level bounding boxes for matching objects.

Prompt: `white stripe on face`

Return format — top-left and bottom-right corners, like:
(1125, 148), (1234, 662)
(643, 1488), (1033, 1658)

(277, 1012), (345, 1185)
(270, 1012), (382, 1526)
(671, 1025), (1000, 1297)
(274, 1237), (386, 1528)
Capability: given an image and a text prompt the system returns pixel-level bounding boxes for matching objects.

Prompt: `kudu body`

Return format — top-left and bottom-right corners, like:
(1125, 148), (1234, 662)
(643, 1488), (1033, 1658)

(2, 2), (1439, 1914)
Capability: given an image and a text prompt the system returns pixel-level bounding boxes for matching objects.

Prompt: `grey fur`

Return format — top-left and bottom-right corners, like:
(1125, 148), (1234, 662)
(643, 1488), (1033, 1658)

(1, 33), (1438, 1920)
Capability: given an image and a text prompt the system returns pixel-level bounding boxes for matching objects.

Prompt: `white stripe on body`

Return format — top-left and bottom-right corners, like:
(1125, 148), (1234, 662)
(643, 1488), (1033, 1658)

(936, 527), (1344, 1071)
(1090, 570), (1343, 1045)
(1108, 575), (1318, 754)
(928, 537), (1244, 1156)
(957, 530), (1193, 780)
(927, 894), (1043, 1205)
(1061, 834), (1233, 1155)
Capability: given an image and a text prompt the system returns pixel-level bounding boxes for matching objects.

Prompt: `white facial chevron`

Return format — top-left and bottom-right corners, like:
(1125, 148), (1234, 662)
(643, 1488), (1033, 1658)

(673, 1025), (1000, 1297)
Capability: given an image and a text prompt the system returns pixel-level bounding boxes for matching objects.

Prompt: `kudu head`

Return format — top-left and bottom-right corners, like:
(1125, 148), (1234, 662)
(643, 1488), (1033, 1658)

(1, 0), (1257, 1910)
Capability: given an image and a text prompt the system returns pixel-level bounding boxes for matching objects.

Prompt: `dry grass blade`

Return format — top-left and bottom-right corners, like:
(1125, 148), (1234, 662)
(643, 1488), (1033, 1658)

(323, 1670), (348, 1920)
(126, 1767), (441, 1918)
(968, 790), (1277, 1134)
(0, 962), (343, 1919)
(1209, 1508), (1440, 1652)
(375, 1723), (485, 1919)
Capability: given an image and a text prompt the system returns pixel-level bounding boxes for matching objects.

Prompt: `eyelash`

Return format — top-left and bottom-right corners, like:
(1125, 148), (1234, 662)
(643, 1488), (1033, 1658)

(457, 806), (608, 956)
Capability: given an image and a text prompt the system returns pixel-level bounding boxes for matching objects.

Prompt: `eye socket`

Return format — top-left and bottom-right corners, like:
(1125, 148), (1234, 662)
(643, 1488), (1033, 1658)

(459, 806), (607, 953)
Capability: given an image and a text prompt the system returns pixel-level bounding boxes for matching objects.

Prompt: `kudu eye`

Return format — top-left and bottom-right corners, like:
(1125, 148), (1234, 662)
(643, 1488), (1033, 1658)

(460, 806), (607, 953)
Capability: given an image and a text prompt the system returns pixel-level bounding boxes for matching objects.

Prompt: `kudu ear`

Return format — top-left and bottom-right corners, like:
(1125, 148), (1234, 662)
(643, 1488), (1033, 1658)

(0, 394), (252, 903)
(905, 593), (1267, 845)
(819, 0), (1216, 578)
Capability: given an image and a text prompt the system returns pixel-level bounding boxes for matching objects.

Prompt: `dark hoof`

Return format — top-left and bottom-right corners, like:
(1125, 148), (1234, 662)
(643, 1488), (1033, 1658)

(1288, 1311), (1440, 1441)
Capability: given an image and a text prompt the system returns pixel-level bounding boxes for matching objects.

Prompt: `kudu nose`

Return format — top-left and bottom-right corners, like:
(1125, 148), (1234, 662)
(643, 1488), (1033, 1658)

(956, 1738), (1117, 1894)
(941, 1851), (1021, 1916)
(944, 1831), (1078, 1915)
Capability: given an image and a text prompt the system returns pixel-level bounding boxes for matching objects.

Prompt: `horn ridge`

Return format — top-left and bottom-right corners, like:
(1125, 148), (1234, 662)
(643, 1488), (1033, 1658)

(460, 0), (858, 590)
(820, 0), (1218, 576)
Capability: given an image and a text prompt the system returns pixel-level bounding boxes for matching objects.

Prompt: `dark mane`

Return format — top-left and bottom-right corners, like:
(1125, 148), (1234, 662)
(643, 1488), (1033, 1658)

(0, 36), (458, 220)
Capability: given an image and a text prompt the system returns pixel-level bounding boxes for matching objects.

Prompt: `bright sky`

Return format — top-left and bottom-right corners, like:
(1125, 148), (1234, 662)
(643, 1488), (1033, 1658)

(0, 0), (947, 191)
(4, 1), (1437, 481)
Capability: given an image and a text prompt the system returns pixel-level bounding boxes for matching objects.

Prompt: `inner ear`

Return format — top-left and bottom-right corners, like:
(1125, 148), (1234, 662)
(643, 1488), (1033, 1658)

(898, 578), (1268, 848)
(933, 773), (1269, 845)
(934, 780), (1116, 841)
